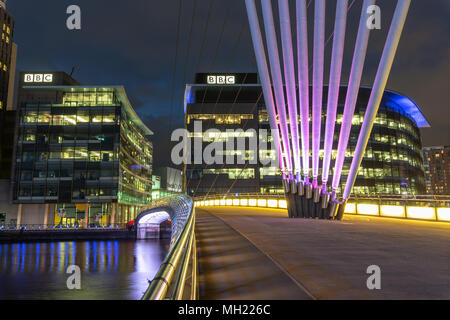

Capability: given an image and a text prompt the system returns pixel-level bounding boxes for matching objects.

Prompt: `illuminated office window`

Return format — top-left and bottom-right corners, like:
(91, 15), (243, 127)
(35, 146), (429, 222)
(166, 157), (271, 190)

(37, 111), (51, 123)
(188, 114), (253, 125)
(203, 168), (255, 179)
(260, 167), (281, 178)
(24, 111), (37, 123)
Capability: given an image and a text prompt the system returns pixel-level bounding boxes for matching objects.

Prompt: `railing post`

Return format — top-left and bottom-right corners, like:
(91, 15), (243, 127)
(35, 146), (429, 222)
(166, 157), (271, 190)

(191, 232), (198, 300)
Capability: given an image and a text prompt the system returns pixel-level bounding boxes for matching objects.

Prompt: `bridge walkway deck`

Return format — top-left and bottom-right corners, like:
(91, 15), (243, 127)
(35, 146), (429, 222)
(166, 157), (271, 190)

(196, 207), (450, 300)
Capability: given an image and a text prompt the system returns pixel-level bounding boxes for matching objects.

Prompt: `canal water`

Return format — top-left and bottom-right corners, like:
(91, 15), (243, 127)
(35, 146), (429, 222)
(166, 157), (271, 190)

(0, 240), (170, 300)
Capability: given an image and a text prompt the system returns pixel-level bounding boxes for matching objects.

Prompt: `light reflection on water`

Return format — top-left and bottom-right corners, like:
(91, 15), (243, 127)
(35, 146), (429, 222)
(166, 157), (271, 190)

(0, 240), (170, 300)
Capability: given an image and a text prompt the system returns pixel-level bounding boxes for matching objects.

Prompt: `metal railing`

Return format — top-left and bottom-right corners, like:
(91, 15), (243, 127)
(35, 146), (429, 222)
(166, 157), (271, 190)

(0, 223), (128, 231)
(141, 195), (198, 300)
(194, 193), (450, 223)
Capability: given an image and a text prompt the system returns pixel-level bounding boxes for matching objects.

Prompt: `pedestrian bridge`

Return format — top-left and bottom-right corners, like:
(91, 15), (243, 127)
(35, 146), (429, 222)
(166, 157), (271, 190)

(195, 205), (450, 300)
(141, 194), (450, 300)
(194, 194), (450, 223)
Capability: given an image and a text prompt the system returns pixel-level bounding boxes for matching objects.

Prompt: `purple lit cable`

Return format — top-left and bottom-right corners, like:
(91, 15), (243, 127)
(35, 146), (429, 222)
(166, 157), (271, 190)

(279, 0), (301, 178)
(261, 0), (293, 176)
(312, 0), (326, 186)
(321, 0), (348, 189)
(344, 0), (411, 199)
(331, 0), (375, 195)
(245, 0), (285, 173)
(296, 0), (310, 181)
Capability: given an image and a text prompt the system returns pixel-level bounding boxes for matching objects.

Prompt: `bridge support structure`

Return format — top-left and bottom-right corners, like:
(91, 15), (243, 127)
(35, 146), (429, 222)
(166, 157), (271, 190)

(284, 180), (341, 220)
(246, 0), (411, 220)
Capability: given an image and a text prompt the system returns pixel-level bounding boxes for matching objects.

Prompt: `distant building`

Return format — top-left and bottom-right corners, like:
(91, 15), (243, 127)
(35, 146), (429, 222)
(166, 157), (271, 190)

(423, 146), (450, 195)
(152, 167), (183, 200)
(0, 0), (16, 111)
(185, 73), (428, 197)
(5, 71), (154, 227)
(0, 0), (17, 179)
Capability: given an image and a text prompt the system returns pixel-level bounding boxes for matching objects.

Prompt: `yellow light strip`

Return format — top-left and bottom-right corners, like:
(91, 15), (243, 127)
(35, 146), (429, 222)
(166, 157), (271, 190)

(257, 199), (267, 207)
(192, 198), (448, 223)
(380, 205), (405, 218)
(268, 199), (278, 208)
(344, 203), (356, 214)
(406, 206), (436, 220)
(357, 204), (379, 216)
(437, 208), (450, 222)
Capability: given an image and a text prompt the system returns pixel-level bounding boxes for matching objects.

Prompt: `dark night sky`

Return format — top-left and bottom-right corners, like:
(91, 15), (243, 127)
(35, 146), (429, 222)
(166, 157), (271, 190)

(7, 0), (450, 165)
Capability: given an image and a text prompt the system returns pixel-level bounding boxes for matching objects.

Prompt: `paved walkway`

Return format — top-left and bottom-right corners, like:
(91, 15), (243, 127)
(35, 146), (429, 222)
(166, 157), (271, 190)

(196, 207), (450, 300)
(196, 210), (313, 300)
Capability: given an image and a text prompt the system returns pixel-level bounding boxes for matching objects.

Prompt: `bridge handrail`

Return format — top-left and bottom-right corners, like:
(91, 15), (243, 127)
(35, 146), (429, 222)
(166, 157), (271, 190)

(0, 223), (128, 231)
(195, 193), (450, 204)
(141, 195), (198, 300)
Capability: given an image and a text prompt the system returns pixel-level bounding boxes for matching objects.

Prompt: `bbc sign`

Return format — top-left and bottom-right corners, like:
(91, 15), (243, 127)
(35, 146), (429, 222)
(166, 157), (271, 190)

(207, 75), (236, 85)
(24, 73), (54, 83)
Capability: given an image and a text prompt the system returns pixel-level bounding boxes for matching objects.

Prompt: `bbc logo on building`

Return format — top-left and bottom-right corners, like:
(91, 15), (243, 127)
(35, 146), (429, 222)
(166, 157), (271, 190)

(207, 75), (236, 85)
(24, 73), (54, 83)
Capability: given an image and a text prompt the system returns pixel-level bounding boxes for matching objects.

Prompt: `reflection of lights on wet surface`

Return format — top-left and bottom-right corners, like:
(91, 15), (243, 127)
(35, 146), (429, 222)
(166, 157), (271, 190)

(0, 240), (169, 300)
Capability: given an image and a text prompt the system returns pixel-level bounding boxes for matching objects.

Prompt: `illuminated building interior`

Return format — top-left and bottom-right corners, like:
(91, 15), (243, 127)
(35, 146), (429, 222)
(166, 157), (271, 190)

(13, 85), (153, 226)
(185, 79), (428, 197)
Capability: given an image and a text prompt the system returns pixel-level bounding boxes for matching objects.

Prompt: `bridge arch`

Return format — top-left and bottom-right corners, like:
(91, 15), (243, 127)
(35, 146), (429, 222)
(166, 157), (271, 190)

(135, 207), (173, 240)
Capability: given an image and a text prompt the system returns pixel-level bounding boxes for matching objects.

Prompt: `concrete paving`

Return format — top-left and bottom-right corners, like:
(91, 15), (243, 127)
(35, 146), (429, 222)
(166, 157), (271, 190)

(196, 211), (313, 300)
(196, 207), (450, 300)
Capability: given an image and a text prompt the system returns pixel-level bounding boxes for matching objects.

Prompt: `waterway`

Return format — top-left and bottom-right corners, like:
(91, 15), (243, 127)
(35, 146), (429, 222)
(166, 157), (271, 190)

(0, 239), (170, 300)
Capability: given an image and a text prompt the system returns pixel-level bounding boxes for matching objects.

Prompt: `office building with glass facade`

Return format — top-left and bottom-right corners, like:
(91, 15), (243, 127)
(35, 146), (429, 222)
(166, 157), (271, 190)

(185, 73), (428, 197)
(0, 1), (17, 180)
(11, 78), (153, 226)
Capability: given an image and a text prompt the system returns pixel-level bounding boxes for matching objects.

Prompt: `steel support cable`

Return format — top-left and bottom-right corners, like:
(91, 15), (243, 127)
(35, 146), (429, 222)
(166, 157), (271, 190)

(190, 19), (246, 197)
(194, 0), (215, 74)
(261, 0), (293, 177)
(311, 0), (326, 186)
(297, 0), (310, 180)
(344, 0), (411, 200)
(203, 0), (319, 197)
(198, 74), (251, 199)
(184, 0), (227, 191)
(279, 0), (301, 180)
(210, 3), (232, 70)
(308, 0), (358, 73)
(331, 0), (375, 195)
(321, 0), (348, 190)
(186, 17), (247, 192)
(300, 0), (358, 188)
(167, 0), (183, 142)
(180, 1), (198, 193)
(212, 91), (264, 198)
(245, 0), (286, 179)
(190, 19), (247, 197)
(181, 0), (198, 92)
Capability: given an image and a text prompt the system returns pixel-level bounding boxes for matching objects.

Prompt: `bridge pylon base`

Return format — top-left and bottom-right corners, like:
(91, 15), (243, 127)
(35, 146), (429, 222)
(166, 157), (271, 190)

(284, 181), (345, 221)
